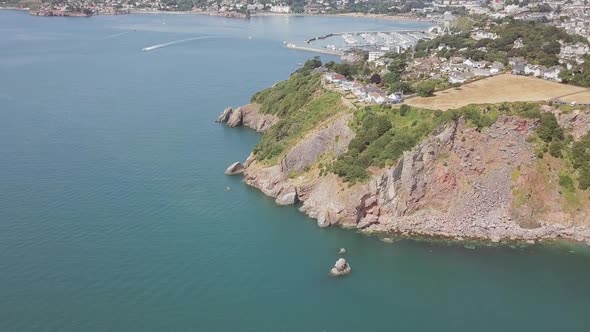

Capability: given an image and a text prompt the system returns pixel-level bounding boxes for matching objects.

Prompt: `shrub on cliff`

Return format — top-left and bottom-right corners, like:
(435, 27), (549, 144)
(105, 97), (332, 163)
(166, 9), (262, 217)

(537, 112), (564, 143)
(251, 73), (321, 116)
(331, 105), (456, 183)
(572, 133), (590, 190)
(253, 92), (342, 162)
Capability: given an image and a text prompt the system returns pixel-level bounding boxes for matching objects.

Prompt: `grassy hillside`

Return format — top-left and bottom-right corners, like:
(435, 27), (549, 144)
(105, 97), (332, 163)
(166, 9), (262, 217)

(249, 72), (590, 193)
(330, 105), (457, 183)
(251, 72), (321, 116)
(251, 74), (344, 163)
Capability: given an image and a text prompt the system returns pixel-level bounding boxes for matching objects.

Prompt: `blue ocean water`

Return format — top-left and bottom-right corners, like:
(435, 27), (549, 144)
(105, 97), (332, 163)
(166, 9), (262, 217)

(0, 10), (589, 332)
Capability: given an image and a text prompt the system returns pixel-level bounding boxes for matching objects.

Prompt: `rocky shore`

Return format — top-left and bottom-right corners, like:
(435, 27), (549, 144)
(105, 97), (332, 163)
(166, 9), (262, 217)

(218, 104), (590, 245)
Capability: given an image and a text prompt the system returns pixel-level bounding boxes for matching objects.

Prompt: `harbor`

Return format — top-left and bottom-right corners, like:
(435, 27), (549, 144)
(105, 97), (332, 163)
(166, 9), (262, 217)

(285, 29), (433, 56)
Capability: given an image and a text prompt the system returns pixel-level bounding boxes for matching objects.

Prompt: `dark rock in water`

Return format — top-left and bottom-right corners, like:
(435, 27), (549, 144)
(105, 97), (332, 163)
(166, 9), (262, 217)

(329, 258), (351, 277)
(225, 162), (244, 175)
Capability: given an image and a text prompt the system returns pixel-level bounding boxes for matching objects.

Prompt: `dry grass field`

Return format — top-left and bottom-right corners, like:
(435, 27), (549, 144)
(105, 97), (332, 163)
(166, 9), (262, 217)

(406, 74), (587, 110)
(559, 91), (590, 104)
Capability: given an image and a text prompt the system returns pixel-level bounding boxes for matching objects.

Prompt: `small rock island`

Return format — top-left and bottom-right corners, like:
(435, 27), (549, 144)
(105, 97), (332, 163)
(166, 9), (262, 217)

(330, 258), (351, 277)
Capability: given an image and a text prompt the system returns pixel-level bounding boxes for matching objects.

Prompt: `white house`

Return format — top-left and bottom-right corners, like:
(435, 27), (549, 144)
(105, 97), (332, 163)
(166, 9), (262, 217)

(463, 58), (475, 67)
(543, 66), (563, 82)
(524, 64), (542, 77)
(513, 38), (524, 49)
(560, 42), (590, 58)
(471, 30), (499, 40)
(324, 72), (346, 84)
(270, 5), (291, 13)
(490, 62), (505, 75)
(448, 71), (467, 84)
(388, 92), (404, 103)
(368, 51), (386, 62)
(246, 4), (264, 11)
(365, 91), (387, 104)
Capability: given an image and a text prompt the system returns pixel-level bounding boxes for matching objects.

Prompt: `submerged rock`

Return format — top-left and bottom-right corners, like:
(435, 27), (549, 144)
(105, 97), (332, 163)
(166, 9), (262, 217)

(329, 258), (351, 277)
(224, 162), (244, 175)
(338, 248), (346, 255)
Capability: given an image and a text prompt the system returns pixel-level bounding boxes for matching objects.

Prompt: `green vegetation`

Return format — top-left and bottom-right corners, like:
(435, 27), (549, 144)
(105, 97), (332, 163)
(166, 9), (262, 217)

(559, 56), (590, 87)
(324, 60), (372, 80)
(331, 105), (458, 183)
(462, 105), (499, 130)
(415, 20), (587, 67)
(251, 72), (321, 116)
(253, 90), (344, 163)
(416, 80), (436, 97)
(330, 102), (549, 183)
(572, 133), (590, 190)
(559, 173), (575, 191)
(537, 112), (564, 143)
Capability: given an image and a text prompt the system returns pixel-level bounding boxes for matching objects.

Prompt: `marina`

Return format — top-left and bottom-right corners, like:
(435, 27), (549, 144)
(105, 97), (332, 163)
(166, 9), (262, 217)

(287, 29), (433, 55)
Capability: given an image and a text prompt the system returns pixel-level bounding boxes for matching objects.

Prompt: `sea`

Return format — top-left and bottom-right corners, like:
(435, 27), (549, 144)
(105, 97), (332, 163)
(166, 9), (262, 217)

(1, 9), (589, 332)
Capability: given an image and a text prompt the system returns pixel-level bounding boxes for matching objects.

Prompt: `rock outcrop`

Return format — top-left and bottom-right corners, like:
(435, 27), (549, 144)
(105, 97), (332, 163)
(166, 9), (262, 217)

(330, 258), (351, 276)
(217, 104), (278, 133)
(280, 113), (355, 173)
(556, 108), (590, 140)
(224, 162), (244, 175)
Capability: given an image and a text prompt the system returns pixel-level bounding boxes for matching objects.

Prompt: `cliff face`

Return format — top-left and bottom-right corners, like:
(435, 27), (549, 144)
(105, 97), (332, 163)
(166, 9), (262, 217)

(217, 104), (278, 133)
(219, 104), (590, 243)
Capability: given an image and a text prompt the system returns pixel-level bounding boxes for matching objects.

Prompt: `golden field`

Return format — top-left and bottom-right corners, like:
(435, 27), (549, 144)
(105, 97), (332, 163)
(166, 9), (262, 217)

(406, 74), (588, 110)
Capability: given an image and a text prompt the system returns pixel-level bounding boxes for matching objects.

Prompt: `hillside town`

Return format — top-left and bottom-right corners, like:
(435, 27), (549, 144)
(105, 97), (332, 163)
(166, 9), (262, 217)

(4, 0), (589, 32)
(4, 0), (590, 94)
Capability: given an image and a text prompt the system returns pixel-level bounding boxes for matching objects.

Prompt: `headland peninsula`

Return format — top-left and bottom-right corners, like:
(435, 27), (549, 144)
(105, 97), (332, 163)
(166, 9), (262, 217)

(218, 16), (590, 245)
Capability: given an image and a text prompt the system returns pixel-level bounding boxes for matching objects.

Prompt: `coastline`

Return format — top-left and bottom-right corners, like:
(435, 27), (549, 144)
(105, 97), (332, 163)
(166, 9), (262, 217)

(0, 7), (28, 10)
(218, 104), (590, 247)
(1, 7), (434, 24)
(124, 9), (435, 23)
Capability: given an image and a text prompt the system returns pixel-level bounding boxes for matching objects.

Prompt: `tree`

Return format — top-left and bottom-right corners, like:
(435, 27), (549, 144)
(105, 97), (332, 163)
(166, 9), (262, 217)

(416, 80), (436, 97)
(399, 104), (410, 116)
(549, 140), (563, 158)
(300, 56), (322, 73)
(537, 112), (563, 142)
(370, 73), (382, 84)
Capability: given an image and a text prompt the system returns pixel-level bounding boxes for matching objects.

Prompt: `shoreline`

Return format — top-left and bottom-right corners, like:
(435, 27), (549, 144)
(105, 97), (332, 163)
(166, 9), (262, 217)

(130, 10), (435, 22)
(218, 104), (590, 248)
(0, 7), (433, 23)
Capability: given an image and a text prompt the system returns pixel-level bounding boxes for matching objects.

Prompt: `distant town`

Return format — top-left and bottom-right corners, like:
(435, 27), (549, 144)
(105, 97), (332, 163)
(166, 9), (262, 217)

(2, 0), (589, 99)
(0, 0), (588, 41)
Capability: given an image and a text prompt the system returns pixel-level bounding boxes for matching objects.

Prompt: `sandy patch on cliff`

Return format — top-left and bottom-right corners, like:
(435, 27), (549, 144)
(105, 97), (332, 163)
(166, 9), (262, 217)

(406, 74), (586, 111)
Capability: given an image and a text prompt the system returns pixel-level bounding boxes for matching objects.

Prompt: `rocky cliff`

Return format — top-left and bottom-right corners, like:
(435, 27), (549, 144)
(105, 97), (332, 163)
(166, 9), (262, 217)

(217, 103), (278, 133)
(219, 101), (590, 244)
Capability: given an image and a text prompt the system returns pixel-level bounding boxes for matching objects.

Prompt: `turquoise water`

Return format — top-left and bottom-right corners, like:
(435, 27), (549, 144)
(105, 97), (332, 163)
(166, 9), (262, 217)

(1, 10), (590, 331)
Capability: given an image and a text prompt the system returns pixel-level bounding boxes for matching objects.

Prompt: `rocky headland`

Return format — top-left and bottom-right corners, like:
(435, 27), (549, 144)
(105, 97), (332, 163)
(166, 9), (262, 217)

(218, 74), (590, 245)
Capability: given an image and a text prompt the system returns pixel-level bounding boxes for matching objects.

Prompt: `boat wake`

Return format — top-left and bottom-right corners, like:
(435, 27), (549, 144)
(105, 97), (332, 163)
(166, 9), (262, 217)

(141, 36), (231, 52)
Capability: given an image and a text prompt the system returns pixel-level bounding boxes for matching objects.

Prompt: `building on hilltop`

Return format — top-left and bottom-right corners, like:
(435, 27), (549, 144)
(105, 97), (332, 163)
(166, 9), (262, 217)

(368, 51), (386, 62)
